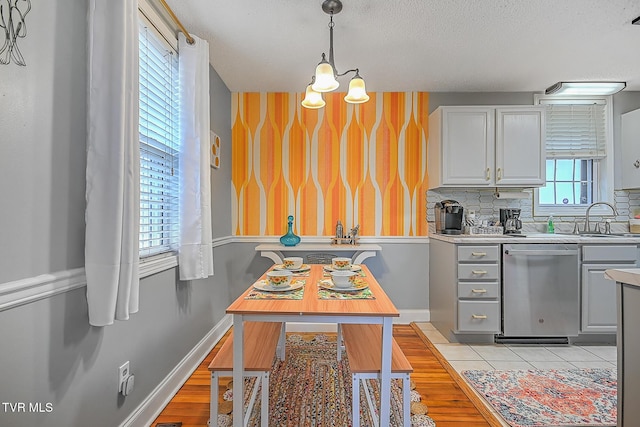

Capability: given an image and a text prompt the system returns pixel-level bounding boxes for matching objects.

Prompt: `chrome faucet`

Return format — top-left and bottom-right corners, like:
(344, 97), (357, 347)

(583, 202), (617, 234)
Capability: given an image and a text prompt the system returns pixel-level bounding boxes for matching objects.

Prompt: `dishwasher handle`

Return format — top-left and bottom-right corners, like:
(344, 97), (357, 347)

(504, 249), (579, 256)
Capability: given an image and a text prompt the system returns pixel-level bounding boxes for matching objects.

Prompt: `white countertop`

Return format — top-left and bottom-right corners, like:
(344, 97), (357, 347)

(429, 232), (640, 244)
(604, 268), (640, 288)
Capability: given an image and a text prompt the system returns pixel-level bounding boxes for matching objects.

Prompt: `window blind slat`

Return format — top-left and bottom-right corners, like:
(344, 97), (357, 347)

(139, 19), (180, 258)
(544, 104), (606, 158)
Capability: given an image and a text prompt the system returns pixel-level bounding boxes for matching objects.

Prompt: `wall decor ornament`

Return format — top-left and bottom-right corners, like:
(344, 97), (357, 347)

(210, 130), (220, 169)
(0, 0), (31, 66)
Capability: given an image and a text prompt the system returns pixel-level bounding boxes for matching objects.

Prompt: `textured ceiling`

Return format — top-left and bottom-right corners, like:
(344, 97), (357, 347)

(164, 0), (640, 93)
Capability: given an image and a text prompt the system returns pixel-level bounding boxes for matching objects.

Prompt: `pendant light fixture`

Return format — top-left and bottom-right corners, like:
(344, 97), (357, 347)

(301, 0), (369, 109)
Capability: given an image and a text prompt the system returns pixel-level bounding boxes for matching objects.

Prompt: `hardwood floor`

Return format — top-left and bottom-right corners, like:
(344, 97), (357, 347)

(152, 324), (497, 427)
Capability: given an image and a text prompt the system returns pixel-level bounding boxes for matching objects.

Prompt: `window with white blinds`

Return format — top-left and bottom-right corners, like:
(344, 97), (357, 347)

(534, 95), (614, 216)
(541, 100), (607, 159)
(138, 18), (180, 258)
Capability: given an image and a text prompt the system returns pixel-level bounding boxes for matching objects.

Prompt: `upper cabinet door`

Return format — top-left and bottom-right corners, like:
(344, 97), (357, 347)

(495, 107), (546, 187)
(439, 107), (495, 186)
(621, 108), (640, 190)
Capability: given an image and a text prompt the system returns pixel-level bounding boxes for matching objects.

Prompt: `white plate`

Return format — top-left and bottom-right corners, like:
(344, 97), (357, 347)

(253, 280), (305, 292)
(273, 264), (311, 272)
(318, 279), (368, 293)
(323, 264), (362, 272)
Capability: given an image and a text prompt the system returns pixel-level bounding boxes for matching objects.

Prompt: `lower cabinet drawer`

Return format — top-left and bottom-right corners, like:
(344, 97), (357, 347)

(458, 264), (500, 280)
(458, 282), (500, 299)
(457, 301), (501, 333)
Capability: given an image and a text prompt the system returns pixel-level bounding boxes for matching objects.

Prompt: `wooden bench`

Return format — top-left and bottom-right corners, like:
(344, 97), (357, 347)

(341, 324), (413, 427)
(208, 321), (284, 427)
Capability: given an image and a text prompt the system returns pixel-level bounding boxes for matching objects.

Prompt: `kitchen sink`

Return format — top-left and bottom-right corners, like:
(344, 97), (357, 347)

(556, 232), (637, 238)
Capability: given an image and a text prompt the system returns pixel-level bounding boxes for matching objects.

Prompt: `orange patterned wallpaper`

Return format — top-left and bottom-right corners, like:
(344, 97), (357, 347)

(231, 92), (429, 237)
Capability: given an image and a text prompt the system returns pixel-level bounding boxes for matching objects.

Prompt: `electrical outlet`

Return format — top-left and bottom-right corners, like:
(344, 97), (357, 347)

(118, 361), (130, 393)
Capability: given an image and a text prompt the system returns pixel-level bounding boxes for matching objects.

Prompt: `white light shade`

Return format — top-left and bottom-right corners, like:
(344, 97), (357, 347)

(312, 62), (339, 92)
(545, 81), (626, 96)
(301, 85), (326, 109)
(344, 76), (370, 104)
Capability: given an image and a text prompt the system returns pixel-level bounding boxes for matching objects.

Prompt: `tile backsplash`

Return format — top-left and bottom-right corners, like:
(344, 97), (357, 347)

(427, 189), (640, 234)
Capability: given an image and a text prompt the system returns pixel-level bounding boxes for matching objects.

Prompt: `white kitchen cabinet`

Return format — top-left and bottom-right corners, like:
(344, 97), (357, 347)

(621, 108), (640, 189)
(581, 245), (638, 333)
(428, 106), (545, 189)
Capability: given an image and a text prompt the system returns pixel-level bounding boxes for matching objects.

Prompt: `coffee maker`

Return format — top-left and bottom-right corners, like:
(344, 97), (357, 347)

(499, 208), (522, 234)
(434, 200), (464, 235)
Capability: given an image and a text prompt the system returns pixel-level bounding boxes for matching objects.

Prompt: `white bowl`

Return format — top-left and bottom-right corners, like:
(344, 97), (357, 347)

(331, 257), (352, 270)
(266, 270), (293, 288)
(283, 256), (303, 270)
(330, 270), (357, 288)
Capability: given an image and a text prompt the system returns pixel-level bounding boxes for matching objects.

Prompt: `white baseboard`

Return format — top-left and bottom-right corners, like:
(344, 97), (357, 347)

(120, 314), (233, 427)
(397, 309), (430, 324)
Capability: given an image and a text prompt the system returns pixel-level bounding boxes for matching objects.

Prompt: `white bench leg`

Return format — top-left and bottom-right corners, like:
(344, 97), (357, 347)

(362, 379), (379, 427)
(278, 322), (286, 360)
(337, 323), (343, 361)
(210, 371), (219, 427)
(352, 374), (359, 427)
(261, 372), (269, 427)
(402, 375), (411, 426)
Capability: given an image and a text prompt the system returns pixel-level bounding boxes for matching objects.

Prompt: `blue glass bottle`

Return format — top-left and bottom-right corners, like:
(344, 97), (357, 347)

(280, 215), (301, 247)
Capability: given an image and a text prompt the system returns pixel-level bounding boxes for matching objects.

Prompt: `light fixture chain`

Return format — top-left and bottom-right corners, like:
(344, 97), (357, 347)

(328, 15), (337, 75)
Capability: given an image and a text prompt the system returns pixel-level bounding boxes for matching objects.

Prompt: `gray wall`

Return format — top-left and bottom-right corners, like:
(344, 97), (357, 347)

(0, 2), (233, 426)
(210, 65), (233, 238)
(0, 0), (86, 284)
(225, 242), (430, 311)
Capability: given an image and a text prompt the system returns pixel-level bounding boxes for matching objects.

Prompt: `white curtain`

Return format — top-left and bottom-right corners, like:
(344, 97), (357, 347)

(85, 0), (140, 326)
(178, 33), (214, 280)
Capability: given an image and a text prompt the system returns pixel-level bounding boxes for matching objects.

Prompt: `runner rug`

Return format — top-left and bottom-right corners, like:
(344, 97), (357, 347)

(462, 368), (617, 427)
(218, 334), (436, 427)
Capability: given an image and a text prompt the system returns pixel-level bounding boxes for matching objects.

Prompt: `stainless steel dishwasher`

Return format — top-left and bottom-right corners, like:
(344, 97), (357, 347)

(501, 243), (580, 341)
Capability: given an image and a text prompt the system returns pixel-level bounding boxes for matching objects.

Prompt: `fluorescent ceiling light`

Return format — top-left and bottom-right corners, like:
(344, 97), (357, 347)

(545, 81), (626, 96)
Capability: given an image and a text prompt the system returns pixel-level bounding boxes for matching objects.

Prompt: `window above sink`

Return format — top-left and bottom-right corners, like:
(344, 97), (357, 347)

(533, 94), (615, 217)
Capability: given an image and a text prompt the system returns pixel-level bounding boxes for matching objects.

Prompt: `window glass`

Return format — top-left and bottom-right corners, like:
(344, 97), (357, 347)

(539, 159), (595, 206)
(138, 17), (180, 258)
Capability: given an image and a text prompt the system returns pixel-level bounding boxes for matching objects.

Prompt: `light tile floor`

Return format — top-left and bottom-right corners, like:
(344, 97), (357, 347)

(415, 322), (617, 373)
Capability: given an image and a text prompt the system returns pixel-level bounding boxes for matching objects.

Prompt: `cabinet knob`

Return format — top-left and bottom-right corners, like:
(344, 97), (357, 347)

(634, 160), (640, 169)
(471, 314), (488, 320)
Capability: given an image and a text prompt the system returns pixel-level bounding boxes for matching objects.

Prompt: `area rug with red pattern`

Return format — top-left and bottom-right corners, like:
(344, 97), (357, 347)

(462, 368), (616, 427)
